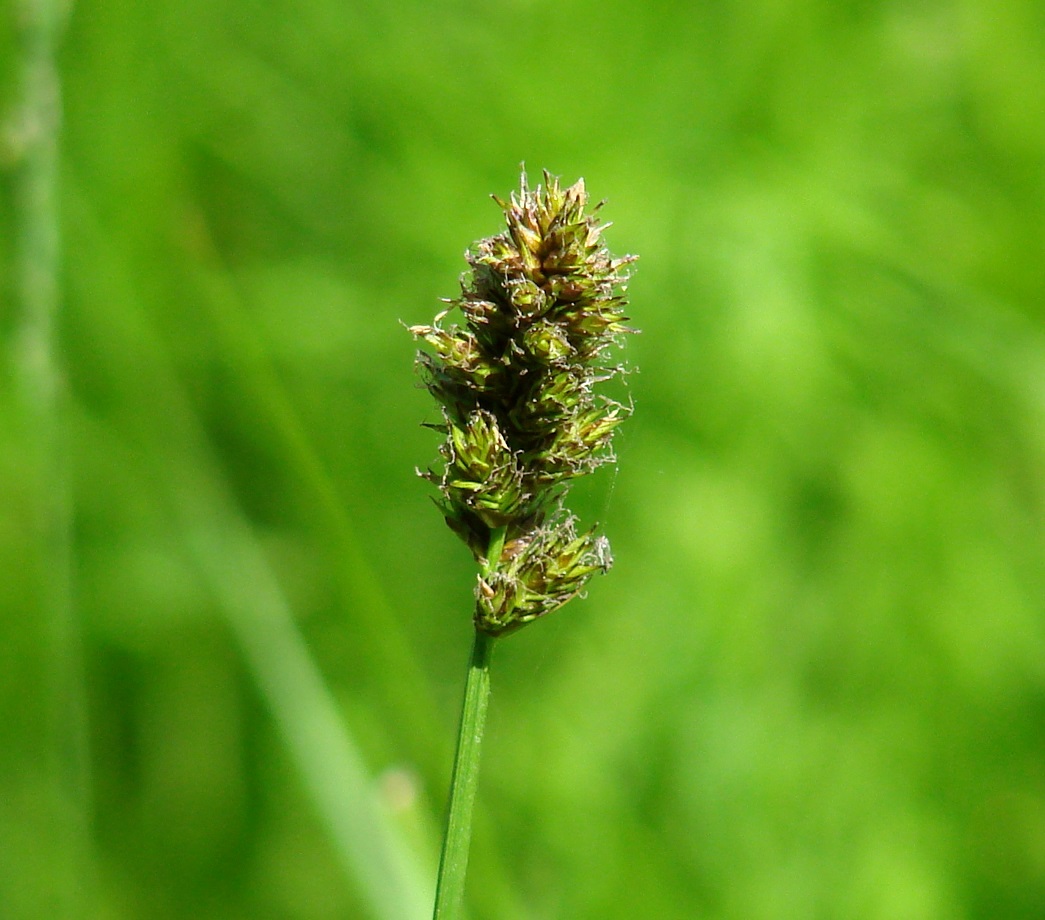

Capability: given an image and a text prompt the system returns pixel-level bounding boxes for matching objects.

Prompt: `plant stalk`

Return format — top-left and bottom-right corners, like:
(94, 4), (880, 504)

(432, 528), (505, 919)
(13, 0), (91, 916)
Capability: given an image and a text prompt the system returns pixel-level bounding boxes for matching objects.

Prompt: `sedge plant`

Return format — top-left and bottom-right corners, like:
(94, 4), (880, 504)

(411, 169), (636, 918)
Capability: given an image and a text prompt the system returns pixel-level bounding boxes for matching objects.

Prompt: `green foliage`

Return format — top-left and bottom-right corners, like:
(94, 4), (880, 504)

(1, 0), (1044, 918)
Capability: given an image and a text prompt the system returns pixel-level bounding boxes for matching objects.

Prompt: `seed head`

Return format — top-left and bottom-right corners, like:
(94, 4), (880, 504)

(412, 169), (636, 635)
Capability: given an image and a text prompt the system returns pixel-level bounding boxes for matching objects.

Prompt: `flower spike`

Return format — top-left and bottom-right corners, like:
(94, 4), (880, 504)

(412, 168), (636, 636)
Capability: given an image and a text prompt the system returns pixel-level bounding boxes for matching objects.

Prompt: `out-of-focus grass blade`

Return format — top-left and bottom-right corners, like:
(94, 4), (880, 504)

(66, 189), (432, 920)
(174, 469), (433, 920)
(7, 0), (92, 916)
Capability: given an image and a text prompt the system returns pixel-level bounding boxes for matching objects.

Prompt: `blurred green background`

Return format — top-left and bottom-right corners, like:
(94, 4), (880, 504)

(2, 0), (1044, 917)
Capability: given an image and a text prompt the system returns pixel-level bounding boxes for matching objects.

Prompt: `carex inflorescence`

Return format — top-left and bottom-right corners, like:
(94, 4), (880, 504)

(411, 169), (636, 636)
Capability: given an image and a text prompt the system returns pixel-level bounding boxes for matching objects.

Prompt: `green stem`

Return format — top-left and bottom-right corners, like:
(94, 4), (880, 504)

(483, 526), (507, 578)
(432, 527), (505, 919)
(14, 1), (91, 916)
